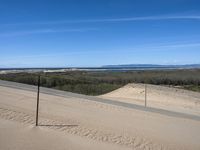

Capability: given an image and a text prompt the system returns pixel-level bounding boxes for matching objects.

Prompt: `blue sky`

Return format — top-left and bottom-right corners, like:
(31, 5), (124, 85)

(0, 0), (200, 67)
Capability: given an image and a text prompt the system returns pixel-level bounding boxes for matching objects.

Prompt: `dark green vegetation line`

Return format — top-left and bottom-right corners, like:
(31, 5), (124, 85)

(0, 69), (200, 95)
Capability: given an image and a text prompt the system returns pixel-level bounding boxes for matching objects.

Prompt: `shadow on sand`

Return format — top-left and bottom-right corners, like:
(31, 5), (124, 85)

(38, 124), (78, 127)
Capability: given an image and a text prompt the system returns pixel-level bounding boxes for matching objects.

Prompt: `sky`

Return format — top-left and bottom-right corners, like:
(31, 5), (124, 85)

(0, 0), (200, 68)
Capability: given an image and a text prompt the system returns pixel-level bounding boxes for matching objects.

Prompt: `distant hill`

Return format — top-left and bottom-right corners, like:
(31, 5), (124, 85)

(102, 64), (200, 69)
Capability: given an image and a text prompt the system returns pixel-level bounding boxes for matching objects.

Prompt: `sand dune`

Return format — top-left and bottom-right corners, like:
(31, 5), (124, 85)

(0, 82), (200, 150)
(100, 83), (200, 116)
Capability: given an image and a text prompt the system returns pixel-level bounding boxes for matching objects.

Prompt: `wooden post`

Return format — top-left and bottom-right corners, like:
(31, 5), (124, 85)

(36, 75), (40, 126)
(145, 84), (147, 107)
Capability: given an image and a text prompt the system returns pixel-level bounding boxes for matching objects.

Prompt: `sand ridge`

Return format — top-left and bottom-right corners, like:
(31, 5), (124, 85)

(100, 83), (200, 116)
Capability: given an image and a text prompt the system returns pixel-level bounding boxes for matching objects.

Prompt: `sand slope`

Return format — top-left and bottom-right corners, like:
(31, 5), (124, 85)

(100, 83), (200, 116)
(0, 119), (130, 150)
(0, 84), (200, 150)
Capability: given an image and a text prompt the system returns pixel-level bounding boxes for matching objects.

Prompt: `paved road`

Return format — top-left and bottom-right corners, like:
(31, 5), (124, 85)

(0, 79), (200, 121)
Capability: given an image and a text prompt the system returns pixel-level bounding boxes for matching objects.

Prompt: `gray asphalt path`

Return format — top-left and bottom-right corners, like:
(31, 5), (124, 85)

(0, 80), (200, 121)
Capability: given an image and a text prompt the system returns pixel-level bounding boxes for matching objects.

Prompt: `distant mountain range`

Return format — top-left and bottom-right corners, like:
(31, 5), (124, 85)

(102, 64), (200, 69)
(1, 64), (200, 72)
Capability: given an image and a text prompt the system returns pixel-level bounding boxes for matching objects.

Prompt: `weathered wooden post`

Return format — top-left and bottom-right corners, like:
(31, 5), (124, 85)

(145, 84), (147, 107)
(36, 75), (40, 126)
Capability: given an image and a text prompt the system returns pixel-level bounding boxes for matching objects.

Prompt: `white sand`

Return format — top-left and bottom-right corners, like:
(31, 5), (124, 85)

(100, 83), (200, 116)
(1, 85), (200, 150)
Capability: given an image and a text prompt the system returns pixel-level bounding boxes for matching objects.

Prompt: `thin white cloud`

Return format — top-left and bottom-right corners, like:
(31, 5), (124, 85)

(1, 42), (200, 60)
(2, 15), (200, 26)
(156, 43), (200, 48)
(0, 28), (97, 37)
(89, 15), (200, 22)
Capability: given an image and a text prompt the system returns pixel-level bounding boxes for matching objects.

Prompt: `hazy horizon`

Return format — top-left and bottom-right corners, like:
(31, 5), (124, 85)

(0, 63), (200, 69)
